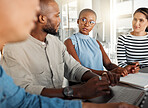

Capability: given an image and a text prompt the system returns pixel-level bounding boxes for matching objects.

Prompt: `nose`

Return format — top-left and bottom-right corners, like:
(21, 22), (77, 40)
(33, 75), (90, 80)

(135, 20), (140, 26)
(84, 21), (89, 27)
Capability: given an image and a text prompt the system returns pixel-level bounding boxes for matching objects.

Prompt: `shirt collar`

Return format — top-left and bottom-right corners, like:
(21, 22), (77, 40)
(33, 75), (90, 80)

(77, 32), (90, 39)
(29, 35), (48, 47)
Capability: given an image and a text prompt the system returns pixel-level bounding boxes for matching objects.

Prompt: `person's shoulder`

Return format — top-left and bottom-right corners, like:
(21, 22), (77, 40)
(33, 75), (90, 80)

(118, 33), (131, 40)
(4, 39), (29, 52)
(64, 38), (73, 47)
(69, 33), (78, 40)
(46, 34), (65, 48)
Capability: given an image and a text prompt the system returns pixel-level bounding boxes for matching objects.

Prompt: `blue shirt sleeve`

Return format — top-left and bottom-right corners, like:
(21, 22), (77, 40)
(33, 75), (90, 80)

(0, 66), (82, 108)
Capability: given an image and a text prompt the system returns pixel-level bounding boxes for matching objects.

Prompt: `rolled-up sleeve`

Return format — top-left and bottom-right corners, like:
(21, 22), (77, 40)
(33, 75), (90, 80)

(62, 45), (89, 82)
(0, 66), (82, 108)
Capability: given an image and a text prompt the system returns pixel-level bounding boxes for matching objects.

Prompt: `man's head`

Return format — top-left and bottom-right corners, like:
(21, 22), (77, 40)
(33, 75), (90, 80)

(0, 0), (40, 43)
(77, 9), (97, 35)
(37, 0), (61, 35)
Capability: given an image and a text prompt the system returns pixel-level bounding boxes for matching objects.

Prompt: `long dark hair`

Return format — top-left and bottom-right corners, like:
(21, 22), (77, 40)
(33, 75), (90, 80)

(134, 8), (148, 32)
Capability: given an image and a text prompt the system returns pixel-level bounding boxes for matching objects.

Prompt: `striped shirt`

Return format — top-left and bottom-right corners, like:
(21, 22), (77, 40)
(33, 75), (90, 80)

(117, 33), (148, 67)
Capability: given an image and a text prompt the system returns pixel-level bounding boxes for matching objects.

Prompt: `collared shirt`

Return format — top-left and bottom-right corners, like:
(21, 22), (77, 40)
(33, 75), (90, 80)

(1, 34), (89, 95)
(0, 65), (82, 108)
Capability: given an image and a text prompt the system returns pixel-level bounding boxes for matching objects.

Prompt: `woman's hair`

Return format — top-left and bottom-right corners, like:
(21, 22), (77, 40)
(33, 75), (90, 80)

(134, 7), (148, 32)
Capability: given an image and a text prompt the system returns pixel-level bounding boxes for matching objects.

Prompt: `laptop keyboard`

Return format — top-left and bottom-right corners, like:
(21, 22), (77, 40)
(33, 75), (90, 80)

(107, 86), (145, 105)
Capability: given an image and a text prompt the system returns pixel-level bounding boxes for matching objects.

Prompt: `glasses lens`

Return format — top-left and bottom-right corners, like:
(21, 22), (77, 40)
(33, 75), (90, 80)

(90, 21), (95, 25)
(81, 18), (87, 24)
(80, 18), (95, 26)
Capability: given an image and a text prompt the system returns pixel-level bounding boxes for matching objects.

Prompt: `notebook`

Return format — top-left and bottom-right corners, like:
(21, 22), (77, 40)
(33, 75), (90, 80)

(120, 73), (148, 90)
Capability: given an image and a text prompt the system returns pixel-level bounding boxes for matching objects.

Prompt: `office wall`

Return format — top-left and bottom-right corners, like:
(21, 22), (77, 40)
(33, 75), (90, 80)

(92, 0), (111, 42)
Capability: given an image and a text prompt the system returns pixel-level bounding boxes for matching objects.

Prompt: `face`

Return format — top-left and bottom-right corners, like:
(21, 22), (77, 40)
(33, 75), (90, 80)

(0, 0), (40, 43)
(77, 12), (96, 35)
(132, 12), (148, 33)
(43, 1), (61, 35)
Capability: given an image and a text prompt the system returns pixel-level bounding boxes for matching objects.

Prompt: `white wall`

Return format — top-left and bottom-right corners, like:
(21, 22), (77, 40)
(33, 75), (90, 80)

(92, 0), (111, 42)
(77, 0), (92, 14)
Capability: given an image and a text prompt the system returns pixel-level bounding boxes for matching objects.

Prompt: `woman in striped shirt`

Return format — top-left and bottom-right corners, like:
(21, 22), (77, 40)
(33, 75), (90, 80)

(117, 8), (148, 72)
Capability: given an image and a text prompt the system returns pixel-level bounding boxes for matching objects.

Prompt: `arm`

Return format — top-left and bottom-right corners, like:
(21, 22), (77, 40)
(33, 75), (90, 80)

(96, 40), (118, 71)
(64, 39), (107, 75)
(64, 39), (122, 74)
(64, 39), (98, 82)
(0, 66), (137, 108)
(97, 40), (128, 76)
(117, 36), (128, 67)
(117, 36), (140, 74)
(83, 102), (138, 108)
(0, 66), (82, 108)
(64, 39), (120, 85)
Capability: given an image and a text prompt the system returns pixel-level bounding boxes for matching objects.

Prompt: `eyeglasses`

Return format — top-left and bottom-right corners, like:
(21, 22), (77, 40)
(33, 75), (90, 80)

(80, 18), (96, 26)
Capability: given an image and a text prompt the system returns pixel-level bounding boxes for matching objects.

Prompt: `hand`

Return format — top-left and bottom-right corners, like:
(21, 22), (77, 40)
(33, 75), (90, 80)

(82, 102), (139, 108)
(102, 71), (120, 86)
(125, 62), (140, 74)
(111, 67), (128, 77)
(118, 102), (139, 108)
(74, 76), (110, 99)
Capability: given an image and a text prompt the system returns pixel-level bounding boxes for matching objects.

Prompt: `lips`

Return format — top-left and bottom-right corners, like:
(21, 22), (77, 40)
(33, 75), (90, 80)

(135, 26), (140, 29)
(83, 28), (88, 31)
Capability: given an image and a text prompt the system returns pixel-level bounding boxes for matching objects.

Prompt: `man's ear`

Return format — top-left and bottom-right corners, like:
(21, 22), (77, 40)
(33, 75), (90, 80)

(38, 15), (47, 24)
(77, 19), (79, 24)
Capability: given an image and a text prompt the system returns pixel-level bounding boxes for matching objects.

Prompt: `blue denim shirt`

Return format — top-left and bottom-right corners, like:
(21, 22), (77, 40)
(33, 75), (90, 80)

(0, 66), (82, 108)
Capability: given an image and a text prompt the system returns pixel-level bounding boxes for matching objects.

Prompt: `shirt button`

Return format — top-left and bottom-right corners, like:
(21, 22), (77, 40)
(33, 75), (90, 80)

(50, 65), (53, 68)
(42, 42), (45, 46)
(53, 78), (56, 81)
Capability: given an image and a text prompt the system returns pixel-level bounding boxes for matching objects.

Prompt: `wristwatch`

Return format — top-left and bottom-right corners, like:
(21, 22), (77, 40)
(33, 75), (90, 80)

(63, 86), (74, 98)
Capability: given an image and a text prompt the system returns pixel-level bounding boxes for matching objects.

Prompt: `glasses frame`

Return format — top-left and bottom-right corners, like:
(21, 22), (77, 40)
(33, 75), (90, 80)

(79, 18), (96, 26)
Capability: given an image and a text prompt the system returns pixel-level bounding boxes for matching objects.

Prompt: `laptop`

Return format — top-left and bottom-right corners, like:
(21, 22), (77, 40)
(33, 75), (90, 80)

(140, 67), (148, 73)
(107, 86), (146, 106)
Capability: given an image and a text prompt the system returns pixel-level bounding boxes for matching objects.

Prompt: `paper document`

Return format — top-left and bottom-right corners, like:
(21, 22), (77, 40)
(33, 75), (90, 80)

(120, 72), (148, 90)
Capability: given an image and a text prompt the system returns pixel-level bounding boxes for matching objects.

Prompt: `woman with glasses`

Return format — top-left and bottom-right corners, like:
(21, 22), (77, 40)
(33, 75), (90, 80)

(64, 9), (138, 77)
(117, 8), (148, 72)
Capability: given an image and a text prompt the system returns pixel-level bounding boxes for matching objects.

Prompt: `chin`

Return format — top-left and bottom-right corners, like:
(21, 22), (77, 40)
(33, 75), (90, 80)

(81, 32), (89, 35)
(134, 30), (141, 33)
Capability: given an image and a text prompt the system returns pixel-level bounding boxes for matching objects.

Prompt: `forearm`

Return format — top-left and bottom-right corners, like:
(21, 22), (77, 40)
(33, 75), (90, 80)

(41, 86), (82, 99)
(88, 68), (107, 75)
(41, 88), (65, 98)
(81, 70), (98, 82)
(82, 102), (120, 108)
(105, 63), (118, 71)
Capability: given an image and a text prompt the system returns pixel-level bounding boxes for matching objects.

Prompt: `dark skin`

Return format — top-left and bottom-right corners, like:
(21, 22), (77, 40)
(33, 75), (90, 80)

(0, 0), (139, 108)
(30, 0), (116, 100)
(0, 0), (139, 107)
(64, 11), (140, 77)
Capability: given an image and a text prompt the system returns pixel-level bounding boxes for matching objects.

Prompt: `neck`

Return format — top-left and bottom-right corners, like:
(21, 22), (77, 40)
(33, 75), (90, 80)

(131, 31), (147, 36)
(30, 26), (47, 42)
(0, 36), (6, 51)
(79, 31), (89, 35)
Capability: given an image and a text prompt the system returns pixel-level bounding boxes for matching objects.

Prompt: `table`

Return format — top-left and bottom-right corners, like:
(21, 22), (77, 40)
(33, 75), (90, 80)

(83, 84), (148, 108)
